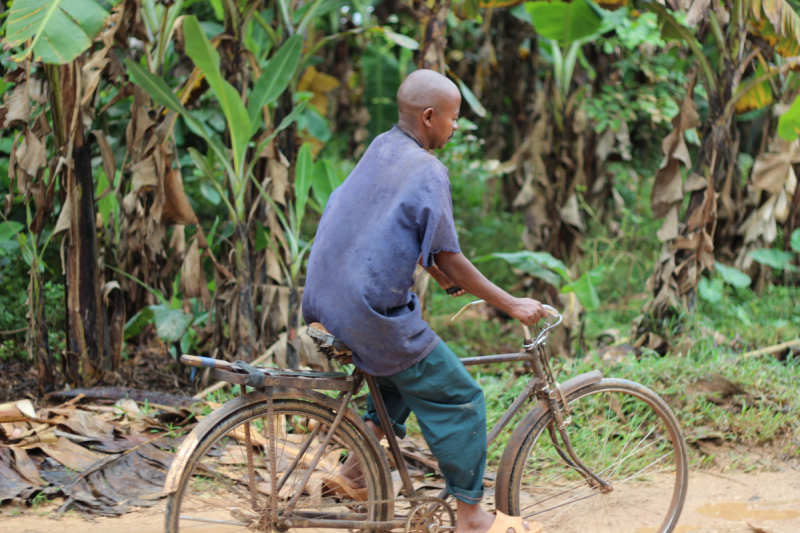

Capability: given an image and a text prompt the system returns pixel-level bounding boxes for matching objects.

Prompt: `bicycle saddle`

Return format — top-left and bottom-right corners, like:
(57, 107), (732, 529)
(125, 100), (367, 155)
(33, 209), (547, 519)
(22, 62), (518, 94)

(306, 323), (354, 363)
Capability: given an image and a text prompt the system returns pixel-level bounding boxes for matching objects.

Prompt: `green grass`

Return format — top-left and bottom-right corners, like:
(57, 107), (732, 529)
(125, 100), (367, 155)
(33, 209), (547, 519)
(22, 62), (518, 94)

(420, 286), (800, 471)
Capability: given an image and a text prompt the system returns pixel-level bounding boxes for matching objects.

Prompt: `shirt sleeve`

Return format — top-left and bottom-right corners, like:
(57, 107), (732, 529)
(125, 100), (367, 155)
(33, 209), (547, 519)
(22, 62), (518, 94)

(415, 177), (461, 268)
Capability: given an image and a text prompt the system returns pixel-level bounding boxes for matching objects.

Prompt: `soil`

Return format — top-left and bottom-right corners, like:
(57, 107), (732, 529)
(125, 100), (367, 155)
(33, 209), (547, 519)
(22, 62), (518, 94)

(2, 465), (798, 533)
(0, 343), (197, 404)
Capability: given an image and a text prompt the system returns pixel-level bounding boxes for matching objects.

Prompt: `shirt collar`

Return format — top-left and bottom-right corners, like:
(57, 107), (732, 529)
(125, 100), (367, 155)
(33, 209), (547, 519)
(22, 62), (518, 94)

(393, 124), (424, 149)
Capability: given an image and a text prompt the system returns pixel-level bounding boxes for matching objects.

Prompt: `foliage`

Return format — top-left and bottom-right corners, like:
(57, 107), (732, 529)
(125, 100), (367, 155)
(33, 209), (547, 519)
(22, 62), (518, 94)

(583, 13), (686, 142)
(363, 45), (401, 141)
(748, 247), (798, 271)
(4, 0), (108, 63)
(426, 285), (800, 465)
(0, 0), (798, 406)
(525, 0), (602, 47)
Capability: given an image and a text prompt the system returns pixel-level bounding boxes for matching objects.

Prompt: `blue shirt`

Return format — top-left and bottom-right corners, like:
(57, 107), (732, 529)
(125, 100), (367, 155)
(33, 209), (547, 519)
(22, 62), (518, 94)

(302, 126), (461, 376)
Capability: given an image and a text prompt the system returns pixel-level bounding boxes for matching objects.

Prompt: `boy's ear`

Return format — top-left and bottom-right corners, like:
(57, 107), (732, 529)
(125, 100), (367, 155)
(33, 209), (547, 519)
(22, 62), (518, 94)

(422, 107), (435, 127)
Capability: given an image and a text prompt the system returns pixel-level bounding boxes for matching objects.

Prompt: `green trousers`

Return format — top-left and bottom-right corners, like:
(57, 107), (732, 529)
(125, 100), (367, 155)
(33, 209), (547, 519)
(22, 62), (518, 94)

(362, 341), (487, 504)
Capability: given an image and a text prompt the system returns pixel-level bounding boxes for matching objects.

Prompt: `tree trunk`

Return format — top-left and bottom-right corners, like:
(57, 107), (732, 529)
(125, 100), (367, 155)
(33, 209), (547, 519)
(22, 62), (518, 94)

(64, 120), (105, 386)
(418, 0), (451, 74)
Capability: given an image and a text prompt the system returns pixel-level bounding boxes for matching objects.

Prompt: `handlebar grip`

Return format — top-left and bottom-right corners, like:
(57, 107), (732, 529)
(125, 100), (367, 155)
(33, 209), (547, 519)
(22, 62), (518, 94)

(180, 354), (233, 371)
(543, 304), (560, 317)
(445, 287), (462, 295)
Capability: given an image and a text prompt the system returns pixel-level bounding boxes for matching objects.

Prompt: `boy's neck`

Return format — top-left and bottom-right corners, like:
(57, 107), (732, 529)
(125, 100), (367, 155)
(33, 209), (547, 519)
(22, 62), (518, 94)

(396, 120), (429, 151)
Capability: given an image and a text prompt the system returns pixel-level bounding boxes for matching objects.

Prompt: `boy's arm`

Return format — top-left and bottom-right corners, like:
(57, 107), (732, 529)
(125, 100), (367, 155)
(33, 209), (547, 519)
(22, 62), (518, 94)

(433, 251), (547, 326)
(422, 258), (466, 297)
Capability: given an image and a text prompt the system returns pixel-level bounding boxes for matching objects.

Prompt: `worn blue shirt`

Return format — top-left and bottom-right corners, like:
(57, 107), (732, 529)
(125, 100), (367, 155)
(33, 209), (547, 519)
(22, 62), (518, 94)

(302, 126), (461, 376)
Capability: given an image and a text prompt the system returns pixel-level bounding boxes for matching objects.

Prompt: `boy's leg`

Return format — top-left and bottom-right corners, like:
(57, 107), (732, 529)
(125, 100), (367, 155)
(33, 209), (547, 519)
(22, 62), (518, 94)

(386, 341), (487, 504)
(362, 380), (413, 438)
(385, 341), (501, 533)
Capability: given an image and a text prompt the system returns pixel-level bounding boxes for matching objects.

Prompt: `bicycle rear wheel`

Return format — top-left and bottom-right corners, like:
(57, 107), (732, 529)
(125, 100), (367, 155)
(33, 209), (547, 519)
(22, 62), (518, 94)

(499, 378), (688, 533)
(165, 397), (393, 533)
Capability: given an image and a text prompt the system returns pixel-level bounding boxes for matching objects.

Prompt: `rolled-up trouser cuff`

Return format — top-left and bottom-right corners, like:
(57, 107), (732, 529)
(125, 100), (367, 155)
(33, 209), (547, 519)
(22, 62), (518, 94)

(362, 411), (407, 439)
(446, 481), (484, 504)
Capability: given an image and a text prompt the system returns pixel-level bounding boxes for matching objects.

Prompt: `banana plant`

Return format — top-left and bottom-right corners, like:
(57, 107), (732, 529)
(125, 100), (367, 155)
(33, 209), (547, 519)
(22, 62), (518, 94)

(125, 16), (304, 362)
(637, 0), (800, 317)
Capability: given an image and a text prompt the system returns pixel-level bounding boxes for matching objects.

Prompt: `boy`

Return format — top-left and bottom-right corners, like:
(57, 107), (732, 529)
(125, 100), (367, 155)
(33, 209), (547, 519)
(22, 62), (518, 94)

(302, 69), (546, 533)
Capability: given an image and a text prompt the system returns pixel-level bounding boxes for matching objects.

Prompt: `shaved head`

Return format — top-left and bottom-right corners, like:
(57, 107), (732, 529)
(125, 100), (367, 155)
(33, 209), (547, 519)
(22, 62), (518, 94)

(396, 69), (461, 151)
(397, 69), (460, 119)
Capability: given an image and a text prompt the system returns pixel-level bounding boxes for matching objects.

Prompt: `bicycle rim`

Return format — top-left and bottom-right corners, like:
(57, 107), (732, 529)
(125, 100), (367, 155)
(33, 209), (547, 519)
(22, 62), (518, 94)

(165, 399), (391, 533)
(507, 379), (688, 533)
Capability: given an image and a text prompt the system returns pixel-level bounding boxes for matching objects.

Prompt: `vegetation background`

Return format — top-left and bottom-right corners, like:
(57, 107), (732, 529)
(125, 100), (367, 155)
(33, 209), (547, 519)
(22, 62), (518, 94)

(0, 0), (798, 472)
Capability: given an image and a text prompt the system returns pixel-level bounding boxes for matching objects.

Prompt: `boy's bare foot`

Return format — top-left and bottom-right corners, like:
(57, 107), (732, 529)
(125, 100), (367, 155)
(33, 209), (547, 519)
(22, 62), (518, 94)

(333, 419), (384, 491)
(454, 502), (536, 533)
(338, 450), (367, 489)
(453, 506), (495, 533)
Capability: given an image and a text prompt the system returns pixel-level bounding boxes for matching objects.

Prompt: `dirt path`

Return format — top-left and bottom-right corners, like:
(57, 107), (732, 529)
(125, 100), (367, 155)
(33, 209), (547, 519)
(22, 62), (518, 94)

(2, 468), (799, 533)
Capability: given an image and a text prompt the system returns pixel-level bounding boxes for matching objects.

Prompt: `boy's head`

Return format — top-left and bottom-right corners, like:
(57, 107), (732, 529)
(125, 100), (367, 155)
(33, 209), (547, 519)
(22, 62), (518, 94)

(397, 69), (461, 150)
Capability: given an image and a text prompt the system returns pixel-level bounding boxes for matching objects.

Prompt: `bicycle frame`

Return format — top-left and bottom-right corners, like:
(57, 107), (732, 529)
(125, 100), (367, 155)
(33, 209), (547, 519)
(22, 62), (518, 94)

(165, 305), (608, 531)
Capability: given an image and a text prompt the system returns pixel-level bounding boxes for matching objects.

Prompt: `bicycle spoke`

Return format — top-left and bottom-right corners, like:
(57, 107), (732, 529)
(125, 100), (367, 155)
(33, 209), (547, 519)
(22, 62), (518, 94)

(512, 382), (686, 533)
(169, 400), (390, 533)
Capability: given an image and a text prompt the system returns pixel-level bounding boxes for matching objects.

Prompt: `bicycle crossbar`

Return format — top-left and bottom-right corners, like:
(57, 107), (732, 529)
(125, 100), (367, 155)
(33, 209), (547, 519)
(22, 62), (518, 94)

(460, 353), (531, 366)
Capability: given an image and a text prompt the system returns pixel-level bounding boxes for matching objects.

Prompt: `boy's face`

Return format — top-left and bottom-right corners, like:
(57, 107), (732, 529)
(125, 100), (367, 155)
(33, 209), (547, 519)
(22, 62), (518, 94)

(426, 95), (461, 150)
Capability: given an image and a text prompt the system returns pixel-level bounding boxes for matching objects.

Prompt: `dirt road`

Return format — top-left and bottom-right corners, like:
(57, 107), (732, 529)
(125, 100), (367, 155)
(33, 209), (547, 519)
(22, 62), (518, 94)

(2, 468), (798, 533)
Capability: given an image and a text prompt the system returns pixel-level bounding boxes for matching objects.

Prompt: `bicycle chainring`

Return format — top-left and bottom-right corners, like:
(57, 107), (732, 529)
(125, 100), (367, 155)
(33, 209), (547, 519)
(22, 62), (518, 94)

(404, 497), (455, 533)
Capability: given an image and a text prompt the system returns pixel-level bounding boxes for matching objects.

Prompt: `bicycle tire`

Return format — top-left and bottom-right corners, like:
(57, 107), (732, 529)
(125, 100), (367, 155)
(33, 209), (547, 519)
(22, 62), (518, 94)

(498, 378), (688, 533)
(165, 397), (393, 533)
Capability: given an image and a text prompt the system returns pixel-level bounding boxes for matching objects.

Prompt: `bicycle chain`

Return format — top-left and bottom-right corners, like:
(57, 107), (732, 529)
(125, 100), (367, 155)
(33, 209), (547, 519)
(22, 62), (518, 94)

(291, 494), (454, 511)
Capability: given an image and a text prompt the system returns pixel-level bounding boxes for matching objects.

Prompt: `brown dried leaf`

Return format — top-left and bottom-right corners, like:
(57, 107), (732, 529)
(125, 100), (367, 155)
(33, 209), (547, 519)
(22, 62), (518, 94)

(751, 138), (800, 194)
(16, 128), (47, 178)
(559, 193), (585, 231)
(683, 172), (708, 193)
(39, 436), (104, 472)
(651, 160), (685, 218)
(651, 74), (700, 219)
(11, 447), (44, 486)
(2, 82), (30, 128)
(162, 168), (198, 225)
(657, 206), (680, 242)
(92, 130), (116, 182)
(182, 238), (210, 308)
(54, 189), (73, 235)
(169, 224), (186, 254)
(269, 153), (289, 205)
(58, 409), (115, 438)
(131, 155), (158, 191)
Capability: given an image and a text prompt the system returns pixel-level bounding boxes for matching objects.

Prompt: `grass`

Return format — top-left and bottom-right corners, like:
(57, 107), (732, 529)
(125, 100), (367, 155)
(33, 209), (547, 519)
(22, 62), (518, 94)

(417, 286), (800, 473)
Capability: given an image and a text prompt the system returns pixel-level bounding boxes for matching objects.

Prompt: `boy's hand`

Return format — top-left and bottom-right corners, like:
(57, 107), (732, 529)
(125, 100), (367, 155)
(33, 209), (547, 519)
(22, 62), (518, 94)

(507, 298), (548, 326)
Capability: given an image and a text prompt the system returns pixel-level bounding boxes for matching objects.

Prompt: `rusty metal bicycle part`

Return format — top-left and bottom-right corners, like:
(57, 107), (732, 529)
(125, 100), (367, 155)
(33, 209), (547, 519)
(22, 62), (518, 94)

(364, 373), (418, 499)
(497, 379), (688, 532)
(165, 395), (394, 533)
(404, 498), (455, 533)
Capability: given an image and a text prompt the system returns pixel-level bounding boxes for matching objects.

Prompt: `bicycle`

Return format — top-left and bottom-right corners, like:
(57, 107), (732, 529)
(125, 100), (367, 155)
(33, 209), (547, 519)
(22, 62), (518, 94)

(163, 302), (688, 533)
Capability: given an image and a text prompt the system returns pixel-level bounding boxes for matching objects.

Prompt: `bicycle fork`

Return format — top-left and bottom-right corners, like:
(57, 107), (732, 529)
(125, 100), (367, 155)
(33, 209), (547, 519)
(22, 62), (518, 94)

(529, 342), (613, 494)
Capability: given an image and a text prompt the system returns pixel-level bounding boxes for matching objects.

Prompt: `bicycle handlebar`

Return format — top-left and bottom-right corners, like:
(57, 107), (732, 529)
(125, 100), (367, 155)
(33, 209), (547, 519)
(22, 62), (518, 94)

(451, 300), (562, 349)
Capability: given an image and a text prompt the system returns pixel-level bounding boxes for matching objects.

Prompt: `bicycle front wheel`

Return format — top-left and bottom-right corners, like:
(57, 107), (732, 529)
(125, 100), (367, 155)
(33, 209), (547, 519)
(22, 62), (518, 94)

(165, 397), (393, 533)
(500, 378), (688, 533)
